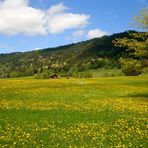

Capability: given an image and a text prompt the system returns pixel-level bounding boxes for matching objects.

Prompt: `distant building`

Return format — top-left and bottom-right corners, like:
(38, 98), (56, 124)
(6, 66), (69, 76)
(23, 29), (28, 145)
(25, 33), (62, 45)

(50, 74), (58, 79)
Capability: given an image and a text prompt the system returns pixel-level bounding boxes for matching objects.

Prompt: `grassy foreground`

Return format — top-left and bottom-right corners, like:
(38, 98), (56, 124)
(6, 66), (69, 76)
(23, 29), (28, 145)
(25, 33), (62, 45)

(0, 76), (148, 147)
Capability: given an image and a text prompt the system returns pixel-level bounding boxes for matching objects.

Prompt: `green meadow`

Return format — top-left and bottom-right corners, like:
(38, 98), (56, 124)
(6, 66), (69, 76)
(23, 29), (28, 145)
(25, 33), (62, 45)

(0, 76), (148, 147)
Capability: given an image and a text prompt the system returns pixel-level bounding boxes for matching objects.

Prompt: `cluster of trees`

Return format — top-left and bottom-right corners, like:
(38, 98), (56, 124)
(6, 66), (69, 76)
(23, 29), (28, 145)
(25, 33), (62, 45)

(0, 30), (147, 78)
(113, 8), (148, 76)
(0, 31), (124, 78)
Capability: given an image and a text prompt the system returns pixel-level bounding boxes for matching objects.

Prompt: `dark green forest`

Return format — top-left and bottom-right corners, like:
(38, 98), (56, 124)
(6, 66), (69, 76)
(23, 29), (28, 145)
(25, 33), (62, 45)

(0, 30), (147, 78)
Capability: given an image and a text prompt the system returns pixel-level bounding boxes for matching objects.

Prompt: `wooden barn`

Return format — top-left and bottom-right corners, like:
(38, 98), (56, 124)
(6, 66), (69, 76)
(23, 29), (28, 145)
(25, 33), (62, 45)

(50, 74), (58, 79)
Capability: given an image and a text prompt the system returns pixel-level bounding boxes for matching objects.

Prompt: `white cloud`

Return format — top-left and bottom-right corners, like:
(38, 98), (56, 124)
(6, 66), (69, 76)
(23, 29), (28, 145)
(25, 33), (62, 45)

(66, 28), (108, 42)
(47, 3), (68, 15)
(65, 30), (86, 42)
(32, 47), (40, 51)
(87, 29), (108, 39)
(46, 3), (90, 34)
(0, 0), (46, 35)
(0, 1), (90, 36)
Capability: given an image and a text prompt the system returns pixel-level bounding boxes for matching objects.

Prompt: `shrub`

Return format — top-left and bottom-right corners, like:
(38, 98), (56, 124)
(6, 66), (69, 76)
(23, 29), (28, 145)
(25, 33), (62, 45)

(10, 71), (20, 78)
(142, 67), (148, 74)
(119, 58), (142, 76)
(71, 71), (92, 78)
(35, 71), (50, 79)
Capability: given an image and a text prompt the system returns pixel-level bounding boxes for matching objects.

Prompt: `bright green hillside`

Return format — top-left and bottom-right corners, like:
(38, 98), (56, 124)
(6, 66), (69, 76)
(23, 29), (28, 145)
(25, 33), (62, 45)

(0, 76), (148, 147)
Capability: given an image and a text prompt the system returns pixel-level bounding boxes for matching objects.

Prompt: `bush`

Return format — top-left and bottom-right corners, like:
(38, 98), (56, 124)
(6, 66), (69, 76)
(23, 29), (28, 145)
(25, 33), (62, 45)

(103, 72), (115, 77)
(71, 71), (92, 78)
(142, 67), (148, 73)
(10, 71), (20, 78)
(89, 58), (117, 69)
(119, 58), (142, 76)
(0, 72), (10, 78)
(35, 71), (50, 79)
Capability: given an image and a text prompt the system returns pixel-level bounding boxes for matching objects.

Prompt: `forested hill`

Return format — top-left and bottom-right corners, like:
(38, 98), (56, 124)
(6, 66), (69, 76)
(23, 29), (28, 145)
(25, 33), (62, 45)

(0, 30), (146, 78)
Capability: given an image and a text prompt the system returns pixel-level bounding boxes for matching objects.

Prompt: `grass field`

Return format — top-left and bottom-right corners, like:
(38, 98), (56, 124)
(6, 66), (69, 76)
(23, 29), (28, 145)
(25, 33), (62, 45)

(0, 76), (148, 147)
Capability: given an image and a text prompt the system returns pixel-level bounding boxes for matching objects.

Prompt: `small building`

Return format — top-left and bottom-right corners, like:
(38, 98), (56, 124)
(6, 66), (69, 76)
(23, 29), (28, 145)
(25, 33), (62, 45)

(50, 74), (58, 79)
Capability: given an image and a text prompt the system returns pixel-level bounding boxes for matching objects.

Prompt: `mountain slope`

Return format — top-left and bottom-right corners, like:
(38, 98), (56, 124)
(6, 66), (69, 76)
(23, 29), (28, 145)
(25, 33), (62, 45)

(0, 30), (146, 78)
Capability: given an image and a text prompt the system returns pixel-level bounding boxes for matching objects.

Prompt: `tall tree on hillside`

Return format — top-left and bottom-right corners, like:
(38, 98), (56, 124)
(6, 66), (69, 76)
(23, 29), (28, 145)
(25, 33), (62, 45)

(134, 8), (148, 30)
(113, 8), (148, 76)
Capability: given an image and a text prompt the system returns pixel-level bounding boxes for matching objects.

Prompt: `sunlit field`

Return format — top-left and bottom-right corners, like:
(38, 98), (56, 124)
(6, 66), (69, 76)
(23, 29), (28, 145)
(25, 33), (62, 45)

(0, 76), (148, 147)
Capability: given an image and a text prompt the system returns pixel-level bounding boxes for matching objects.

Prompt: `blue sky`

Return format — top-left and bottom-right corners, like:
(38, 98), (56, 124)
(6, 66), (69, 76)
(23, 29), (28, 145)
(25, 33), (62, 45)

(0, 0), (147, 53)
